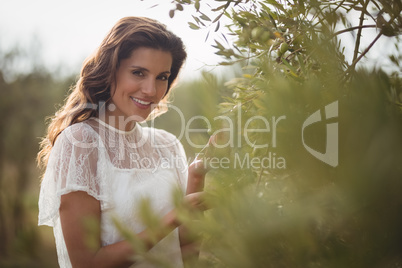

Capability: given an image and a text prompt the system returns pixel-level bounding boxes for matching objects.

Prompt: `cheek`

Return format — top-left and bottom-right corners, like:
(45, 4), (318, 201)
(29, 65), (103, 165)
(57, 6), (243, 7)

(110, 85), (120, 104)
(113, 73), (132, 96)
(157, 84), (169, 99)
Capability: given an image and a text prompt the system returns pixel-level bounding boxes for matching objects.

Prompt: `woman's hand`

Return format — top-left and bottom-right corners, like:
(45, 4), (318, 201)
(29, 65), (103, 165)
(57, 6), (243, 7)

(181, 136), (216, 259)
(183, 192), (208, 211)
(186, 135), (216, 194)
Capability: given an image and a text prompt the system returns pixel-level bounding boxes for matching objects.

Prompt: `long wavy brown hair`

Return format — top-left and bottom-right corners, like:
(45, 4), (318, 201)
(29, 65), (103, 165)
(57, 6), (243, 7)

(37, 16), (187, 169)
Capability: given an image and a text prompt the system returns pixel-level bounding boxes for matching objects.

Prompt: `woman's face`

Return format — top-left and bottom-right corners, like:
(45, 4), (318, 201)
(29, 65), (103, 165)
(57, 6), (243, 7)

(107, 47), (172, 126)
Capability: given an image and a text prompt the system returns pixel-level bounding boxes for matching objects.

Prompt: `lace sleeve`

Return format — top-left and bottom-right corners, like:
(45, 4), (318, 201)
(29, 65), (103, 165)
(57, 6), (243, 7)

(38, 123), (112, 227)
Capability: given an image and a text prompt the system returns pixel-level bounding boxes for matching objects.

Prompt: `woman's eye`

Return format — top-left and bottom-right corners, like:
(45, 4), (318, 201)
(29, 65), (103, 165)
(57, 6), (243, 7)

(132, 71), (144, 76)
(158, 75), (169, 81)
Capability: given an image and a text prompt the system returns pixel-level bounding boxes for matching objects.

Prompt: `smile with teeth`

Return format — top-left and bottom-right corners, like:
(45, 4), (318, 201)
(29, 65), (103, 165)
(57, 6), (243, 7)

(130, 97), (152, 106)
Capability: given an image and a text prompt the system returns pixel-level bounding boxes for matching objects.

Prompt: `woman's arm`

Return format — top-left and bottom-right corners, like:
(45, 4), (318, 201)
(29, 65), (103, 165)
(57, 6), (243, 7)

(186, 160), (207, 194)
(185, 135), (216, 194)
(179, 137), (216, 263)
(60, 191), (179, 268)
(179, 162), (209, 264)
(178, 192), (206, 263)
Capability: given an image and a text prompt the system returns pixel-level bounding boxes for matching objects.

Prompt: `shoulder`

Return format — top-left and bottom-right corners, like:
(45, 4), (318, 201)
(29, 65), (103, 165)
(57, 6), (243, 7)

(48, 120), (100, 167)
(57, 120), (99, 148)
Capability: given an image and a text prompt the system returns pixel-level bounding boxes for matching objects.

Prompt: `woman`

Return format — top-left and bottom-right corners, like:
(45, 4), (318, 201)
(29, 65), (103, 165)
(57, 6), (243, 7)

(38, 17), (207, 267)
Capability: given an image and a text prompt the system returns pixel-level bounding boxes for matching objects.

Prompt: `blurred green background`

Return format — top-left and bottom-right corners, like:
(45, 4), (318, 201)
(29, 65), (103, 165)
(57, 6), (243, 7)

(0, 47), (74, 267)
(1, 0), (402, 267)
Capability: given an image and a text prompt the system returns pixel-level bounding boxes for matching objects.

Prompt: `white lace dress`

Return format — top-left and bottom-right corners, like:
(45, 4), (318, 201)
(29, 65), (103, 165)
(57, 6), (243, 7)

(38, 118), (188, 268)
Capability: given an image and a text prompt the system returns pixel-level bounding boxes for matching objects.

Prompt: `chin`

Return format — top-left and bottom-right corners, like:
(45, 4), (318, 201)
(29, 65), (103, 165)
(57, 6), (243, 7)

(126, 111), (151, 122)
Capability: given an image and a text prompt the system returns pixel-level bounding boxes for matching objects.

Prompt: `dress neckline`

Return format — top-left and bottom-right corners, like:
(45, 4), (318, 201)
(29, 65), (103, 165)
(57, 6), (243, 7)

(92, 117), (137, 135)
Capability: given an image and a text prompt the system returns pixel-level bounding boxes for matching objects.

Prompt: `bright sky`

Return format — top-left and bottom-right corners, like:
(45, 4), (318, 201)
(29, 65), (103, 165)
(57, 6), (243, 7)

(0, 0), (226, 80)
(0, 0), (398, 80)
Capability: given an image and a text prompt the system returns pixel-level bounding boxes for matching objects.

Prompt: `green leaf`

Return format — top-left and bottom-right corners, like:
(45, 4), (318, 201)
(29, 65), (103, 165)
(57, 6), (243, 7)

(188, 22), (200, 30)
(264, 0), (286, 13)
(297, 54), (306, 75)
(192, 15), (205, 26)
(212, 4), (226, 12)
(213, 12), (224, 23)
(297, 0), (305, 14)
(205, 31), (210, 42)
(215, 21), (221, 32)
(281, 58), (298, 77)
(221, 33), (228, 44)
(176, 3), (183, 11)
(214, 40), (225, 50)
(268, 13), (278, 29)
(200, 13), (211, 21)
(169, 9), (175, 18)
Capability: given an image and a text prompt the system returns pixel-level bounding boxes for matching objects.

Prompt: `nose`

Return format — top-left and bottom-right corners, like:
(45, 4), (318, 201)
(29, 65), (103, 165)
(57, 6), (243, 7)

(142, 77), (156, 96)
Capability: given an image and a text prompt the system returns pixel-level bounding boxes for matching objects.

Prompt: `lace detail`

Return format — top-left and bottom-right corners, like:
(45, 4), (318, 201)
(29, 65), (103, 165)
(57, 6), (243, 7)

(87, 118), (187, 172)
(38, 118), (188, 267)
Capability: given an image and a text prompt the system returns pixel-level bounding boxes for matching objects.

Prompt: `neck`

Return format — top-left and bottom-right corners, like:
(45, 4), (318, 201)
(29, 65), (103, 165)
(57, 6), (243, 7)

(99, 114), (136, 132)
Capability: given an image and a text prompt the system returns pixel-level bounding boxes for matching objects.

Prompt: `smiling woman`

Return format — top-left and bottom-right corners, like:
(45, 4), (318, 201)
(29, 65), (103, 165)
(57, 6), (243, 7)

(37, 17), (209, 268)
(107, 47), (173, 130)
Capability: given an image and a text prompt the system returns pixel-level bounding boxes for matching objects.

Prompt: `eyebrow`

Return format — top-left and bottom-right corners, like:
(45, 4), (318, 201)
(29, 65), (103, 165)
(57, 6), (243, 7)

(130, 66), (171, 75)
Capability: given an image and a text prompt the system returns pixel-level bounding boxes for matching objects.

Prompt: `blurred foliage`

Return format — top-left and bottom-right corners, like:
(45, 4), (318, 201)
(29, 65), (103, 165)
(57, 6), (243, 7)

(139, 0), (402, 267)
(153, 69), (239, 159)
(0, 46), (74, 267)
(2, 0), (402, 266)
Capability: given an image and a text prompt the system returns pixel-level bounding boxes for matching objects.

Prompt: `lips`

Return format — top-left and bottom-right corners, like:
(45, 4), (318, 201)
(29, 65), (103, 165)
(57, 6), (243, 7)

(130, 97), (152, 106)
